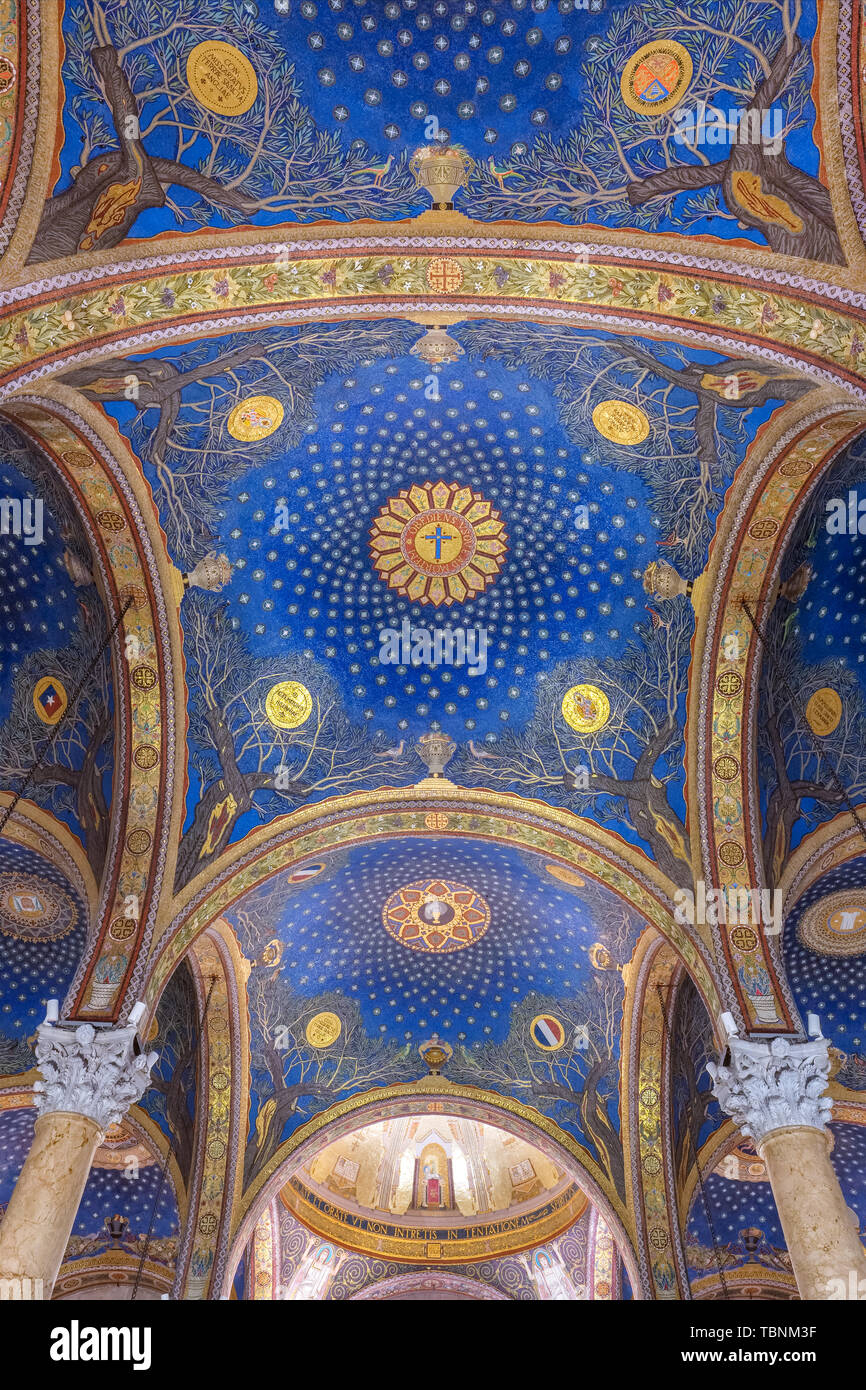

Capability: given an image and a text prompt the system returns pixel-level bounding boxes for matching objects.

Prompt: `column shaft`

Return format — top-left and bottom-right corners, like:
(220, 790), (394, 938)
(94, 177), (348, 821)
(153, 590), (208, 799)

(759, 1125), (866, 1301)
(0, 1110), (102, 1298)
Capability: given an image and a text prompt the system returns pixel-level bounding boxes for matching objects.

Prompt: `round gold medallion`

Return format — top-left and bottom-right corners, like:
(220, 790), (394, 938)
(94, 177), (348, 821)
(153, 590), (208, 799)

(591, 400), (650, 445)
(805, 687), (842, 737)
(265, 680), (313, 729)
(32, 676), (67, 725)
(620, 40), (693, 116)
(227, 395), (285, 442)
(305, 1011), (342, 1048)
(800, 890), (866, 957)
(545, 863), (586, 888)
(187, 41), (258, 117)
(561, 683), (610, 733)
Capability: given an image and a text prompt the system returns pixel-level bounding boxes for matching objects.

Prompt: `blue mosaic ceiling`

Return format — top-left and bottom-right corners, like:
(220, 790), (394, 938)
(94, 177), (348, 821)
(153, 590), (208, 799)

(71, 318), (799, 886)
(231, 836), (644, 1186)
(0, 838), (87, 1068)
(784, 858), (866, 1087)
(228, 835), (642, 1048)
(0, 424), (115, 870)
(49, 0), (830, 259)
(757, 435), (866, 884)
(0, 1108), (179, 1256)
(685, 1122), (866, 1288)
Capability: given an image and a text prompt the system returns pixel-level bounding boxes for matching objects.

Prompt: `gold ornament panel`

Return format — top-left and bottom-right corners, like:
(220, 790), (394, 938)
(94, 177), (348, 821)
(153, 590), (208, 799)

(382, 879), (491, 954)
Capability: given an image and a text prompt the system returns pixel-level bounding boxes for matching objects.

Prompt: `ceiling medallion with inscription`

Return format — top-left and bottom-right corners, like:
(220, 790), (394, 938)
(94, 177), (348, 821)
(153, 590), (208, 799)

(805, 687), (842, 737)
(265, 681), (313, 729)
(382, 880), (490, 954)
(369, 480), (507, 608)
(799, 891), (866, 958)
(305, 1011), (343, 1048)
(186, 41), (258, 117)
(591, 400), (650, 445)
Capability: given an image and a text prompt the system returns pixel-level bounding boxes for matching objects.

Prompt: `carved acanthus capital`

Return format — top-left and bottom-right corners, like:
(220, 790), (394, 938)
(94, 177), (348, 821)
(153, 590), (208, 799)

(707, 1034), (833, 1147)
(33, 1021), (158, 1133)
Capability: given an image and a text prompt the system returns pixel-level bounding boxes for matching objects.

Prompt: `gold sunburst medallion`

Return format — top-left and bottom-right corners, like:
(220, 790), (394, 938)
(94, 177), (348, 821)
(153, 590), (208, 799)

(369, 480), (507, 607)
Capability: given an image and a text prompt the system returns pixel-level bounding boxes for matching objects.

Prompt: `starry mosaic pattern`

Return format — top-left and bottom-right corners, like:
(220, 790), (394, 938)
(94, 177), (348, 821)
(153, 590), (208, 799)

(111, 340), (653, 745)
(784, 858), (866, 1084)
(0, 841), (87, 1055)
(797, 533), (866, 670)
(686, 1121), (866, 1285)
(0, 1106), (37, 1212)
(0, 458), (79, 725)
(71, 1158), (178, 1245)
(686, 1169), (785, 1270)
(294, 0), (604, 154)
(109, 331), (773, 764)
(829, 1121), (866, 1230)
(229, 836), (641, 1046)
(0, 1106), (178, 1253)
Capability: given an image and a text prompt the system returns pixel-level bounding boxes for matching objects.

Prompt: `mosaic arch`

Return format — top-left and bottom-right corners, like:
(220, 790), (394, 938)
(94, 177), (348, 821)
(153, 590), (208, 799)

(146, 790), (724, 1016)
(222, 1084), (641, 1301)
(0, 390), (185, 1022)
(690, 395), (866, 1030)
(3, 239), (866, 401)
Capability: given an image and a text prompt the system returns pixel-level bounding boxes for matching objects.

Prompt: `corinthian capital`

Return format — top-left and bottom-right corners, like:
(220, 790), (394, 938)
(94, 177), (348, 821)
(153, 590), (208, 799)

(33, 1020), (158, 1133)
(707, 1034), (833, 1147)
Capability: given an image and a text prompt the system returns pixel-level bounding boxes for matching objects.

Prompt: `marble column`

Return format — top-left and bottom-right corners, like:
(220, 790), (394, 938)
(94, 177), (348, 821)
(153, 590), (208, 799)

(709, 1029), (866, 1300)
(0, 1015), (156, 1299)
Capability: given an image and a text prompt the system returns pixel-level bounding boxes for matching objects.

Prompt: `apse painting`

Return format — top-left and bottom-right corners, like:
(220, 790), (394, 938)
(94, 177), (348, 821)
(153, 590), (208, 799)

(273, 1198), (594, 1300)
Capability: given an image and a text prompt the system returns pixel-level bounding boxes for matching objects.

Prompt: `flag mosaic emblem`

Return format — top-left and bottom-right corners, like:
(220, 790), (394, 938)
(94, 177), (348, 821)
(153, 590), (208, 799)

(32, 676), (68, 725)
(530, 1014), (566, 1051)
